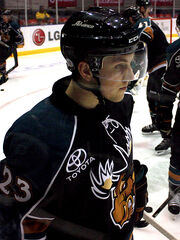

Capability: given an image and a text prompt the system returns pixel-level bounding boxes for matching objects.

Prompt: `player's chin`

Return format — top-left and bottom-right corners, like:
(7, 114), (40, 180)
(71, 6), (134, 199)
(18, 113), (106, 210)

(110, 92), (125, 103)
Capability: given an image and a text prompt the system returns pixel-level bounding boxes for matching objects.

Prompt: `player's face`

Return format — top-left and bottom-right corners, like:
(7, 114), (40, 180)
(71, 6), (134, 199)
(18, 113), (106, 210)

(140, 6), (152, 17)
(144, 6), (152, 17)
(2, 15), (10, 23)
(99, 53), (134, 102)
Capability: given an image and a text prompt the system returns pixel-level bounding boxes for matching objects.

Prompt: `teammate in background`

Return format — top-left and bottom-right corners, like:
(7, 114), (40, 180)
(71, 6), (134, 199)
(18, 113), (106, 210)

(0, 7), (148, 240)
(0, 10), (24, 85)
(0, 8), (3, 22)
(35, 5), (50, 25)
(136, 0), (152, 18)
(156, 14), (180, 214)
(123, 6), (170, 155)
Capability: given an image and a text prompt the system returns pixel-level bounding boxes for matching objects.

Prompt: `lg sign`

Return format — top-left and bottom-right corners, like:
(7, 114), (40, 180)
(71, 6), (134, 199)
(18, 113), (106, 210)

(32, 28), (61, 46)
(32, 29), (45, 46)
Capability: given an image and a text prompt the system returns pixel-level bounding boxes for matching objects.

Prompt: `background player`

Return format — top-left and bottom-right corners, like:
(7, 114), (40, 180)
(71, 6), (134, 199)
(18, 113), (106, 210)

(136, 0), (152, 18)
(0, 10), (24, 85)
(0, 7), (148, 240)
(122, 6), (170, 155)
(155, 14), (180, 214)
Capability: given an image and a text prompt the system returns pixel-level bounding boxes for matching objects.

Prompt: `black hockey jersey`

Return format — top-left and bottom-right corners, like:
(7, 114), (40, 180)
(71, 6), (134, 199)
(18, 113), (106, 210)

(159, 38), (180, 132)
(0, 20), (24, 47)
(162, 38), (180, 95)
(0, 76), (136, 240)
(135, 18), (169, 72)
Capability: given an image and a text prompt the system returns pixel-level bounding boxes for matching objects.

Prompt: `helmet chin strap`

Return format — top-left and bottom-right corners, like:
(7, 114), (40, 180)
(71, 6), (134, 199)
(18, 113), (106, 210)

(90, 75), (106, 105)
(75, 56), (106, 105)
(89, 57), (106, 105)
(75, 74), (106, 106)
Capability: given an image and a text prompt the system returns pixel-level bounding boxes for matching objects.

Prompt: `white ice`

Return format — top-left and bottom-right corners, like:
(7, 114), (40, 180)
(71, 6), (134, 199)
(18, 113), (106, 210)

(0, 52), (179, 240)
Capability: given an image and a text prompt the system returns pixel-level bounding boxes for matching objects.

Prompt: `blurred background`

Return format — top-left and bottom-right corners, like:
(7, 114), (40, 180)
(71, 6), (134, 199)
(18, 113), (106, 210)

(0, 0), (179, 27)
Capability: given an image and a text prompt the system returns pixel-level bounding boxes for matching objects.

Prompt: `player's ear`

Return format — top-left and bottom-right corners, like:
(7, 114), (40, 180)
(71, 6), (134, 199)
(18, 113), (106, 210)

(129, 16), (134, 24)
(78, 61), (93, 82)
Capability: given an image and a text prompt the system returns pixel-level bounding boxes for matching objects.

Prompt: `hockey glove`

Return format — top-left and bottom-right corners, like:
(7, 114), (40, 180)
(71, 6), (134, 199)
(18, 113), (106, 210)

(133, 160), (148, 224)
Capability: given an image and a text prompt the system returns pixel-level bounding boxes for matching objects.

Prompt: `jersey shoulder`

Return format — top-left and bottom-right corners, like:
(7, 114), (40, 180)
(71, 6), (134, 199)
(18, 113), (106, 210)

(10, 20), (20, 30)
(167, 38), (180, 54)
(135, 17), (151, 31)
(166, 38), (180, 61)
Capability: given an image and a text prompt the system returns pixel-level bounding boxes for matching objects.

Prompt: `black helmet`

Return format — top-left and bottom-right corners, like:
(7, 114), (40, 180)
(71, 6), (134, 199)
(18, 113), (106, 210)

(2, 10), (12, 16)
(122, 6), (142, 23)
(136, 0), (151, 7)
(61, 7), (140, 73)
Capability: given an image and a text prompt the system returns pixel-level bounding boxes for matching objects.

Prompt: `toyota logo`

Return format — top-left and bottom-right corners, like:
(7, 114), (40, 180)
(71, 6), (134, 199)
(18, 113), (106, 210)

(66, 149), (87, 172)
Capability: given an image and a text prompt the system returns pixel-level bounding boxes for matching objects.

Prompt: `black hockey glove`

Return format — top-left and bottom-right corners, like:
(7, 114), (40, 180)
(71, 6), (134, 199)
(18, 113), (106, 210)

(133, 160), (148, 225)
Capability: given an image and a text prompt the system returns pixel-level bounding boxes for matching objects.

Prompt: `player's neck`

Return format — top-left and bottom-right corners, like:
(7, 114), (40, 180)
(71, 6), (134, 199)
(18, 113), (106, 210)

(66, 79), (99, 109)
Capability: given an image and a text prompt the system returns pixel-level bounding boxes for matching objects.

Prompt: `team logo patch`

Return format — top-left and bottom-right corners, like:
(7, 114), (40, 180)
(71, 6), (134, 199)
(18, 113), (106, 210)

(32, 29), (45, 46)
(175, 55), (180, 68)
(175, 55), (180, 64)
(110, 173), (135, 229)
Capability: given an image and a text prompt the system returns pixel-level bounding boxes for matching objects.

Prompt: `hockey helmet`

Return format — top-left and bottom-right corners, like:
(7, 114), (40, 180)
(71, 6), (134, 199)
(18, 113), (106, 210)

(61, 7), (147, 83)
(136, 0), (151, 7)
(122, 6), (142, 23)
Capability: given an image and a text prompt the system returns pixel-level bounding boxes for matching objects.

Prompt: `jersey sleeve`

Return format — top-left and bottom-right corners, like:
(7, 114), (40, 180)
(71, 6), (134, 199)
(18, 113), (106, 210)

(0, 131), (51, 240)
(135, 18), (154, 44)
(140, 26), (154, 43)
(157, 43), (180, 136)
(162, 45), (180, 95)
(10, 24), (24, 47)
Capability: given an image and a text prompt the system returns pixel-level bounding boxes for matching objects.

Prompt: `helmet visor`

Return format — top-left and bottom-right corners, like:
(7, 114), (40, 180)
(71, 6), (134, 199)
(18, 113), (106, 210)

(176, 26), (180, 37)
(93, 41), (148, 83)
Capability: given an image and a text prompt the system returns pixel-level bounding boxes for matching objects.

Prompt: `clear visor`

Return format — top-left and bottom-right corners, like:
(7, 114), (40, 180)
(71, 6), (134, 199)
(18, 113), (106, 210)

(146, 6), (153, 13)
(175, 26), (180, 37)
(94, 41), (148, 83)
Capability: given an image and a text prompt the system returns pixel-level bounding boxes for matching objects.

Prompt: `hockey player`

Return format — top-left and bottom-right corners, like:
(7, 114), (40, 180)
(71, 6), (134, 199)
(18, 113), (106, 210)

(0, 7), (148, 240)
(0, 10), (24, 85)
(155, 14), (180, 214)
(0, 8), (2, 22)
(136, 0), (152, 18)
(122, 6), (170, 155)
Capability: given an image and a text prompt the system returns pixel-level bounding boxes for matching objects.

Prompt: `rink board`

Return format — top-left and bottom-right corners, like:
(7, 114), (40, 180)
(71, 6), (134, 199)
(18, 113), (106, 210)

(17, 18), (178, 56)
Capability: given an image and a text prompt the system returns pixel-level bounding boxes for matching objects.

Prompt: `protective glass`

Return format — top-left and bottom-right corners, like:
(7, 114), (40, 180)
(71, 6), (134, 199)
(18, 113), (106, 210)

(145, 6), (153, 14)
(175, 26), (180, 37)
(93, 41), (148, 83)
